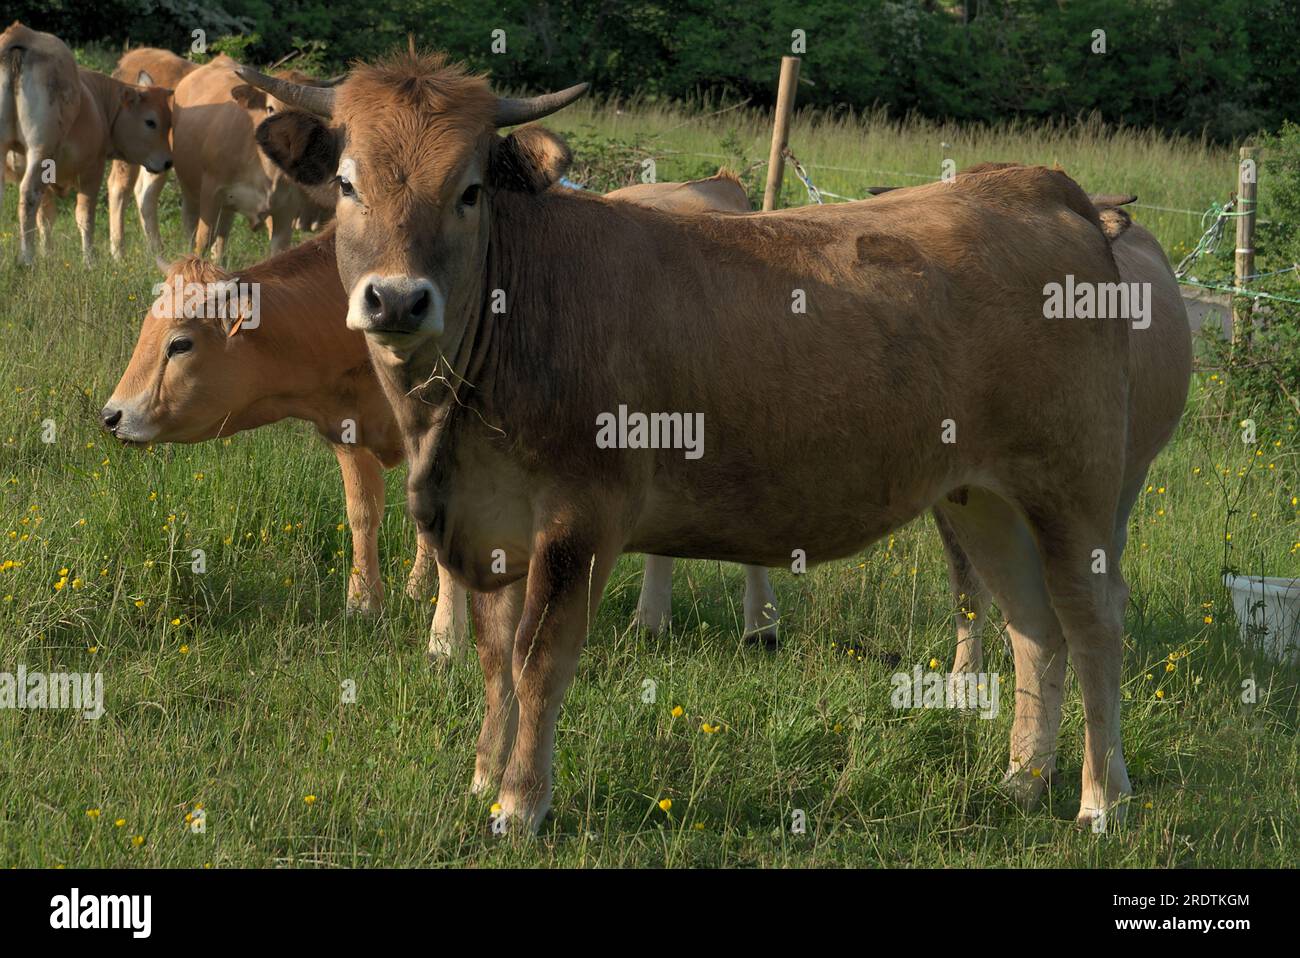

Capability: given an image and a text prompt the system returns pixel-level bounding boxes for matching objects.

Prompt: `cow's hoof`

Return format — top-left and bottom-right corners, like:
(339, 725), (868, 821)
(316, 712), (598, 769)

(744, 625), (779, 650)
(346, 593), (381, 615)
(495, 794), (549, 835)
(632, 610), (671, 636)
(1002, 764), (1051, 809)
(1076, 797), (1129, 833)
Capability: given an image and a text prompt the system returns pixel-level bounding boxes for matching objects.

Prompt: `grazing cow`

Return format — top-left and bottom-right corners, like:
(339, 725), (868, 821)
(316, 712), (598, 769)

(100, 172), (777, 655)
(0, 22), (172, 264)
(99, 228), (432, 616)
(171, 56), (323, 261)
(107, 47), (197, 258)
(240, 54), (1152, 832)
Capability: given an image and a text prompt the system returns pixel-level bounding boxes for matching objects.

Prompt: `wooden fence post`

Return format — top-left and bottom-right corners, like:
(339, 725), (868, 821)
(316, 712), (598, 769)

(1233, 145), (1258, 345)
(762, 56), (801, 212)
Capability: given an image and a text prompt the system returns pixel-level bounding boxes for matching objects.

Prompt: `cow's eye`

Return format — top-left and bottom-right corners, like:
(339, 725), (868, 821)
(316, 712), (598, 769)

(460, 184), (481, 208)
(145, 118), (157, 129)
(266, 104), (275, 115)
(167, 337), (192, 358)
(338, 176), (356, 198)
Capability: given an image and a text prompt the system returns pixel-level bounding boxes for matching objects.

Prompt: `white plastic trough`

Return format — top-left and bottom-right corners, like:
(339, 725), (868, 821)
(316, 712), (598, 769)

(1222, 574), (1300, 664)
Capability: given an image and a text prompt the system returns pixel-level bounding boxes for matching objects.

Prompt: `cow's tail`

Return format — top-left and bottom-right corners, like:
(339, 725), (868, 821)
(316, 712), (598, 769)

(1089, 193), (1135, 243)
(0, 40), (21, 140)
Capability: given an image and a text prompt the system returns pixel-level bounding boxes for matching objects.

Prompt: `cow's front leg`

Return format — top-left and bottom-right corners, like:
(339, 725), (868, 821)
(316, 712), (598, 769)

(405, 528), (438, 599)
(108, 159), (136, 259)
(332, 443), (385, 612)
(497, 531), (620, 831)
(427, 558), (469, 662)
(135, 168), (168, 257)
(471, 579), (525, 794)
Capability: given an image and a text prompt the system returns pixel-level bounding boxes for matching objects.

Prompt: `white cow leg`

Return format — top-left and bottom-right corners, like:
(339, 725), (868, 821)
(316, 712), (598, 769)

(634, 554), (675, 635)
(427, 559), (470, 663)
(742, 565), (779, 646)
(135, 168), (167, 257)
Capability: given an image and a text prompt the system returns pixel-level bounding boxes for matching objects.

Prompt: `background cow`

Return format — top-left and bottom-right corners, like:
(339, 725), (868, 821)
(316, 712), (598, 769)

(0, 22), (172, 264)
(107, 47), (197, 259)
(171, 55), (324, 262)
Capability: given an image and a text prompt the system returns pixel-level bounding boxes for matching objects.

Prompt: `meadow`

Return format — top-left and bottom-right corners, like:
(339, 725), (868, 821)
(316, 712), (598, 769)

(0, 97), (1296, 867)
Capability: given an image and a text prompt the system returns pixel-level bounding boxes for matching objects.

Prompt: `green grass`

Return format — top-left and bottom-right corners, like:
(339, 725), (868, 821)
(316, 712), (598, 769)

(545, 93), (1237, 260)
(0, 100), (1296, 868)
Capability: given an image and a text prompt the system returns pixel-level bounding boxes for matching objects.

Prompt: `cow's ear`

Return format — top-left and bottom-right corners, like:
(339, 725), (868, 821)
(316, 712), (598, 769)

(489, 125), (572, 193)
(136, 69), (154, 86)
(230, 84), (267, 110)
(255, 110), (340, 187)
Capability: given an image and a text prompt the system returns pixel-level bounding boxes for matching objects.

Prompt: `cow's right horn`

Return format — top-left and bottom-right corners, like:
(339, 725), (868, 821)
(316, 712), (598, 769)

(235, 65), (336, 117)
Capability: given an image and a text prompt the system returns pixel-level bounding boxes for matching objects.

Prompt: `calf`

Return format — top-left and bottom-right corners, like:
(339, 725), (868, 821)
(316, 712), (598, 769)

(107, 47), (197, 259)
(0, 22), (172, 263)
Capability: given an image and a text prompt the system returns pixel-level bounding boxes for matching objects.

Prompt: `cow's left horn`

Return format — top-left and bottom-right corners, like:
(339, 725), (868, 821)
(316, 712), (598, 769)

(494, 83), (589, 128)
(235, 65), (336, 117)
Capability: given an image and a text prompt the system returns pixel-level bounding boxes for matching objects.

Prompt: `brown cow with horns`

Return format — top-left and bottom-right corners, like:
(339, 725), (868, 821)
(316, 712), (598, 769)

(237, 50), (1160, 832)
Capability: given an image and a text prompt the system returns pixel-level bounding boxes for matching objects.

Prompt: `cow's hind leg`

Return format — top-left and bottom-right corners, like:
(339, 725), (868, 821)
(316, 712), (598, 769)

(75, 164), (103, 264)
(1023, 498), (1132, 828)
(936, 489), (1067, 806)
(17, 153), (52, 263)
(35, 187), (56, 257)
(934, 507), (993, 699)
(497, 521), (621, 831)
(471, 579), (525, 795)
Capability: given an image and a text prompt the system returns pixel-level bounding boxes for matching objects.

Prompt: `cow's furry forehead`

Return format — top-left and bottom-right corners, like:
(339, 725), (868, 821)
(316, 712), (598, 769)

(335, 51), (497, 197)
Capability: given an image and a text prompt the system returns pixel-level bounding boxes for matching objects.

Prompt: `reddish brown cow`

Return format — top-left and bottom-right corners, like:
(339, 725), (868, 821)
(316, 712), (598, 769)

(239, 53), (1151, 832)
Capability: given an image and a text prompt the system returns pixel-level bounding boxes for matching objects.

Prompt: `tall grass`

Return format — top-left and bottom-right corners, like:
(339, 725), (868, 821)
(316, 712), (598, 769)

(0, 97), (1294, 867)
(547, 94), (1236, 258)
